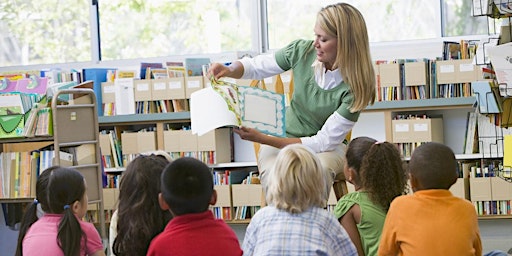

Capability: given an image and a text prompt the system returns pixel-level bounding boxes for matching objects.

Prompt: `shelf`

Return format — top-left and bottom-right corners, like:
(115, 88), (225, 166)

(209, 162), (258, 169)
(104, 167), (126, 173)
(365, 97), (477, 112)
(0, 136), (53, 144)
(478, 215), (512, 220)
(98, 112), (191, 125)
(225, 219), (252, 225)
(0, 197), (35, 203)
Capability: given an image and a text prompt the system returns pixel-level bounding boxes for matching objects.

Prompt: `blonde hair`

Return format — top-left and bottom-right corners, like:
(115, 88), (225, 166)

(266, 144), (332, 213)
(317, 3), (375, 112)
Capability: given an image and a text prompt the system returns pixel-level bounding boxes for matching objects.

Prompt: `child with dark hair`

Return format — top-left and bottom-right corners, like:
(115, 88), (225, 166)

(147, 157), (242, 256)
(334, 137), (408, 256)
(110, 154), (171, 256)
(15, 166), (59, 256)
(378, 142), (482, 255)
(21, 167), (105, 256)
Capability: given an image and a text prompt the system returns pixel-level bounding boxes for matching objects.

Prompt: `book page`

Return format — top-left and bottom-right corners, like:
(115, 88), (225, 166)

(239, 86), (286, 137)
(190, 87), (239, 136)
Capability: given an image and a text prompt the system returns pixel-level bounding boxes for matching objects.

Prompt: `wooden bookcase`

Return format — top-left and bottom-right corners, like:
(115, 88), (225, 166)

(354, 96), (512, 219)
(0, 88), (106, 239)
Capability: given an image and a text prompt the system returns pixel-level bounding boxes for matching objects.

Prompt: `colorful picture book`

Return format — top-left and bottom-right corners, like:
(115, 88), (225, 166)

(190, 78), (286, 137)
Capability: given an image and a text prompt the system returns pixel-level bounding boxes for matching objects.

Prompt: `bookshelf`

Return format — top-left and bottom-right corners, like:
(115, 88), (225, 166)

(356, 96), (512, 219)
(0, 88), (106, 239)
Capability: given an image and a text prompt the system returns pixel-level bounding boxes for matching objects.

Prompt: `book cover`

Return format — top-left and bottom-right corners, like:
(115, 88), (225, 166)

(140, 62), (163, 79)
(184, 58), (210, 76)
(190, 79), (285, 137)
(472, 80), (500, 114)
(83, 68), (117, 116)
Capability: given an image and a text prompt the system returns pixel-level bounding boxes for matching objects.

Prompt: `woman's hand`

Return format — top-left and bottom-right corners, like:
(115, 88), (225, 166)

(233, 126), (263, 143)
(208, 63), (230, 80)
(208, 61), (244, 80)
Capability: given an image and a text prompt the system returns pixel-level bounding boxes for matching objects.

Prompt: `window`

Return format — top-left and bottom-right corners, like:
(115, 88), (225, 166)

(266, 0), (441, 50)
(98, 0), (256, 60)
(0, 0), (91, 67)
(443, 0), (492, 37)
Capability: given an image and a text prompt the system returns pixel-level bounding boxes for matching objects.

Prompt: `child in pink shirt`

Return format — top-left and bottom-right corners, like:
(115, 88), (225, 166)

(20, 167), (105, 256)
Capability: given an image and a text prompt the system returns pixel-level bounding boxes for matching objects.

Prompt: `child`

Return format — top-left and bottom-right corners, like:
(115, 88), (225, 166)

(110, 154), (172, 256)
(378, 142), (482, 255)
(147, 157), (242, 256)
(21, 167), (105, 256)
(15, 166), (59, 256)
(334, 137), (408, 256)
(242, 144), (357, 255)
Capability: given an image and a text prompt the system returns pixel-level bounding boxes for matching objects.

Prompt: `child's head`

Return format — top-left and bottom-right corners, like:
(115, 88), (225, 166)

(113, 154), (172, 256)
(346, 137), (408, 210)
(16, 166), (59, 256)
(46, 167), (88, 256)
(159, 157), (214, 216)
(266, 144), (331, 213)
(47, 167), (88, 217)
(408, 142), (458, 191)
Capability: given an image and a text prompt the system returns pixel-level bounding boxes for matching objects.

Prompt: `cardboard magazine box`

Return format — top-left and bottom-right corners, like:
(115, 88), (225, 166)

(197, 128), (231, 164)
(151, 79), (169, 101)
(231, 184), (263, 207)
(491, 177), (512, 201)
(470, 177), (492, 202)
(214, 185), (231, 208)
(134, 79), (152, 102)
(392, 118), (443, 143)
(185, 76), (203, 99)
(449, 178), (469, 200)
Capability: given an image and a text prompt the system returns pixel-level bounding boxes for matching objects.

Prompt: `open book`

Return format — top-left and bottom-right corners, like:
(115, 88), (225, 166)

(191, 79), (285, 137)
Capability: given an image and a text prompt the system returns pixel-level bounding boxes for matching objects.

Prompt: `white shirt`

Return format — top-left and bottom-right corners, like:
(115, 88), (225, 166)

(239, 54), (355, 153)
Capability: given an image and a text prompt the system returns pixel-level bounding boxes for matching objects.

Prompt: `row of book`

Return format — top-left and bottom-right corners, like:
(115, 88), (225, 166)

(374, 57), (483, 102)
(99, 128), (230, 169)
(0, 149), (76, 198)
(474, 200), (512, 216)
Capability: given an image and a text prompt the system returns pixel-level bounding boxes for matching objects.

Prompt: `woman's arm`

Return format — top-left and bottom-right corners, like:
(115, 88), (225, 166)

(233, 127), (300, 149)
(209, 53), (283, 81)
(300, 112), (355, 153)
(339, 204), (365, 256)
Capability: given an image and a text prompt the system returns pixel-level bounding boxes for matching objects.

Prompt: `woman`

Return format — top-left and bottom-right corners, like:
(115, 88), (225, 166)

(209, 3), (375, 189)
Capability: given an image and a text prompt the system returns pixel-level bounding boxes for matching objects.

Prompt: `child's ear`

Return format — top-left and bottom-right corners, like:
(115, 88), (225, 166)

(71, 200), (81, 214)
(209, 189), (217, 206)
(409, 173), (419, 192)
(158, 193), (170, 211)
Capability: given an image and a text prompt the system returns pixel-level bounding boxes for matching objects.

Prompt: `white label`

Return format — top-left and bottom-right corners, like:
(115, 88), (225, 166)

(440, 65), (455, 73)
(188, 80), (200, 88)
(169, 81), (182, 89)
(395, 124), (409, 132)
(153, 82), (166, 91)
(414, 123), (428, 132)
(104, 85), (115, 94)
(459, 63), (474, 72)
(137, 83), (149, 91)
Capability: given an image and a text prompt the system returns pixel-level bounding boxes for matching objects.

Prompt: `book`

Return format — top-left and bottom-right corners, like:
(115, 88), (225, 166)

(140, 62), (163, 79)
(184, 58), (210, 76)
(472, 80), (500, 113)
(83, 68), (117, 116)
(464, 112), (478, 154)
(190, 79), (286, 137)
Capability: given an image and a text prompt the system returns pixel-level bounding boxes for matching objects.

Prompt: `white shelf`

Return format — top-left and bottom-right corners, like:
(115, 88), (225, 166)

(209, 162), (257, 169)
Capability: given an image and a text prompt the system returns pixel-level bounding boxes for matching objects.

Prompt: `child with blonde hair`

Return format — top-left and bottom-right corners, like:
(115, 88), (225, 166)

(243, 144), (356, 255)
